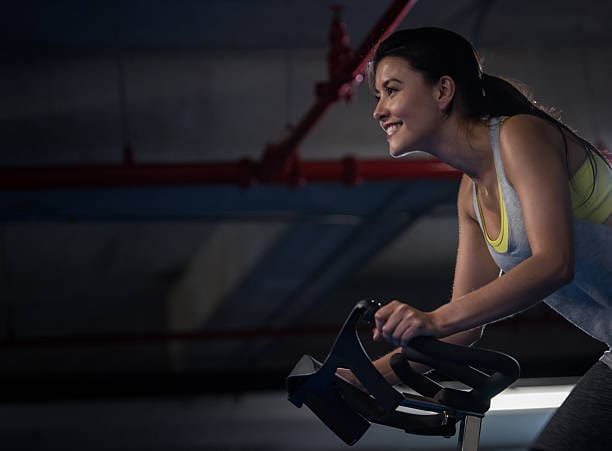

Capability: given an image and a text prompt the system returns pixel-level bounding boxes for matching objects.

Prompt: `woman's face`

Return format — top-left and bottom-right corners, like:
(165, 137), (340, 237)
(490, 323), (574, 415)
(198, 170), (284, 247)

(372, 56), (442, 157)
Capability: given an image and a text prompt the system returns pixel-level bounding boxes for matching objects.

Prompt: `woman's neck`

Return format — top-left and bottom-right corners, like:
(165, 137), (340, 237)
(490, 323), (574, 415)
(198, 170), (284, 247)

(431, 116), (494, 184)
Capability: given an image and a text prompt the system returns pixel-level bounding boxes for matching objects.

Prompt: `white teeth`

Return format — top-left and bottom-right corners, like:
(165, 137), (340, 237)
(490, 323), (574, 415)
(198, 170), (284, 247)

(386, 124), (400, 136)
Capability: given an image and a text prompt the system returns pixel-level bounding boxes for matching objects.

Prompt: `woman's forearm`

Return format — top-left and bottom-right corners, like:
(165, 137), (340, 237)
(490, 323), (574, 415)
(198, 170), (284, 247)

(432, 253), (573, 337)
(369, 251), (572, 385)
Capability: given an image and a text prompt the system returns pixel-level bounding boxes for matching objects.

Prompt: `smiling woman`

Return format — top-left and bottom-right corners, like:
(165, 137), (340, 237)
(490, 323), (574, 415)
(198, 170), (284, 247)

(338, 27), (612, 451)
(371, 56), (444, 158)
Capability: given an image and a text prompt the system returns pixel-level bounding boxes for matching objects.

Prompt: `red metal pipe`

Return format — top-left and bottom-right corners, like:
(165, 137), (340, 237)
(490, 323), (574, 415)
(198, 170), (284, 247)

(0, 2), (422, 190)
(259, 0), (418, 181)
(351, 0), (418, 76)
(0, 159), (460, 190)
(293, 0), (417, 148)
(0, 2), (420, 190)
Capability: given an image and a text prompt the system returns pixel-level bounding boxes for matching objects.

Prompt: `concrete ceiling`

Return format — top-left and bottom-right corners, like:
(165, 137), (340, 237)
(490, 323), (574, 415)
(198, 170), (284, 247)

(4, 0), (612, 51)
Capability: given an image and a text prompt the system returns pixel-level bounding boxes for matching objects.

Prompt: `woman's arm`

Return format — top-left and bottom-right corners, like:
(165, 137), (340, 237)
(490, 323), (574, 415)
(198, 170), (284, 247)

(368, 174), (501, 381)
(430, 115), (574, 336)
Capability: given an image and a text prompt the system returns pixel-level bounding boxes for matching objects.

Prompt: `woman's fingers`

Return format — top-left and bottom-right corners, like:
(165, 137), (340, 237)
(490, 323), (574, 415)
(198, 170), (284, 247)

(374, 300), (410, 344)
(373, 300), (436, 347)
(373, 300), (396, 335)
(394, 315), (417, 345)
(373, 328), (382, 341)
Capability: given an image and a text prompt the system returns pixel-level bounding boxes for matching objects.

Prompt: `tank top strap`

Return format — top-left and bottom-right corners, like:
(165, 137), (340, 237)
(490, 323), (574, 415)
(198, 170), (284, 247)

(488, 116), (510, 189)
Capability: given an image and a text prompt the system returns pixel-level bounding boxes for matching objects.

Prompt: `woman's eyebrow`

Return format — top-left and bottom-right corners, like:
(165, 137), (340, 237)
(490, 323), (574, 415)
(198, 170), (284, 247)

(382, 78), (403, 87)
(375, 78), (403, 93)
(374, 78), (403, 94)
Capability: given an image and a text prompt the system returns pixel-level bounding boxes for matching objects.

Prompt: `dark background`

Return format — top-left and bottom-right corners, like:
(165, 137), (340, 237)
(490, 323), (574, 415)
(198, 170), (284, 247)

(0, 1), (610, 449)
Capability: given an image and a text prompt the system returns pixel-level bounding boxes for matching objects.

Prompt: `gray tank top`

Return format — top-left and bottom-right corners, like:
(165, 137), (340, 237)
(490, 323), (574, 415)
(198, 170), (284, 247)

(473, 117), (612, 361)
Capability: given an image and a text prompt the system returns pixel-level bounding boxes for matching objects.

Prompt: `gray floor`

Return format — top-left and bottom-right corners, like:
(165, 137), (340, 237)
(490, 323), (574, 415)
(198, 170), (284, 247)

(0, 389), (554, 451)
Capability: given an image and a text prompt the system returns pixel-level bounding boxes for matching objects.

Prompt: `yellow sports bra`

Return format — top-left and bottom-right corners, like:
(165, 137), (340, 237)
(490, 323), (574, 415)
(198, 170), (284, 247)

(570, 152), (612, 224)
(477, 140), (612, 254)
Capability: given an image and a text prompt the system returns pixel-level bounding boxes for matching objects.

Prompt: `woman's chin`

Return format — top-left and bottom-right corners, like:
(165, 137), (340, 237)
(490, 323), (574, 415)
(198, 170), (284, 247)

(389, 147), (419, 159)
(388, 144), (403, 158)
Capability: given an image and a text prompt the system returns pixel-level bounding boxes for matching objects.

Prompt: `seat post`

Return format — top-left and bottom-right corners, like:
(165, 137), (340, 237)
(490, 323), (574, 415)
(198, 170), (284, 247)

(456, 415), (482, 451)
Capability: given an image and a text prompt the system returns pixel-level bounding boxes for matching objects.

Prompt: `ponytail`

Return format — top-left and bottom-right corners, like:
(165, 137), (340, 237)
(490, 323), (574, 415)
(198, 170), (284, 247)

(479, 74), (541, 119)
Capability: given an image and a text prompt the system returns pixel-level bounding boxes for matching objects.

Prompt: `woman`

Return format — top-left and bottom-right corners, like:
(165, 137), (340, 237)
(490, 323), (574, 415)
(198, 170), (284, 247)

(362, 27), (611, 450)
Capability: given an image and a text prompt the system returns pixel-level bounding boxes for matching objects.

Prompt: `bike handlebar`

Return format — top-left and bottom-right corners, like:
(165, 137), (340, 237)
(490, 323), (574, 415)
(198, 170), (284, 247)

(286, 299), (521, 445)
(359, 299), (520, 413)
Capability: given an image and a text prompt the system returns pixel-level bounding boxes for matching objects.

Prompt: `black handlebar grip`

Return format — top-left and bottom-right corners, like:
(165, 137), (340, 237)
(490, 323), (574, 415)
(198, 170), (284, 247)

(406, 337), (520, 398)
(356, 299), (383, 325)
(394, 337), (520, 414)
(354, 300), (520, 413)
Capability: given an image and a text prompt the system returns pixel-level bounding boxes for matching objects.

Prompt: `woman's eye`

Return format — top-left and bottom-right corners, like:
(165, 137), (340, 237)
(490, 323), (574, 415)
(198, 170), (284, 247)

(386, 87), (396, 96)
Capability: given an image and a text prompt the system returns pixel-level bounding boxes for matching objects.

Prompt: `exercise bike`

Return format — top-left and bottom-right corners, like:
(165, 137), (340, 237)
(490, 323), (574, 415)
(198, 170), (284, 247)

(287, 300), (520, 450)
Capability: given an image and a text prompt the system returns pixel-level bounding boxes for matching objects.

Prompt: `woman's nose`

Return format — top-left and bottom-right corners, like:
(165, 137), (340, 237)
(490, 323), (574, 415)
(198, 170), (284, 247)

(373, 99), (388, 121)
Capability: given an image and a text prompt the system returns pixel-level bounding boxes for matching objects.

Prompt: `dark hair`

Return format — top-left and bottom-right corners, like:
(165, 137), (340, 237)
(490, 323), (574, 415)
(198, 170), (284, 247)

(368, 27), (610, 184)
(369, 27), (550, 121)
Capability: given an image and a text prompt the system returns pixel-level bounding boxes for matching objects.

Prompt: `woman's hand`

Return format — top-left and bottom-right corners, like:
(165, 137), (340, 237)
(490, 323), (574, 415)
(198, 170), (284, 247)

(373, 300), (441, 347)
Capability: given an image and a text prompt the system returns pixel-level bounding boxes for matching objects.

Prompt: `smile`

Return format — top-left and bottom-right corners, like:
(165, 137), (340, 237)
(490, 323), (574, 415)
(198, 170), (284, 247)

(383, 122), (402, 137)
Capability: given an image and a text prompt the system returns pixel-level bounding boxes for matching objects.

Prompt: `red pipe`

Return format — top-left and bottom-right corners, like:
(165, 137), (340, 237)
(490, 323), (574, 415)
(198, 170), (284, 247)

(350, 0), (418, 76)
(0, 2), (420, 190)
(258, 0), (418, 181)
(0, 159), (460, 190)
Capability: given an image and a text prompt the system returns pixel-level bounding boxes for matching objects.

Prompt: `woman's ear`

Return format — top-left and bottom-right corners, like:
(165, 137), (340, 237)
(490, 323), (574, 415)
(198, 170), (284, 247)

(435, 75), (456, 111)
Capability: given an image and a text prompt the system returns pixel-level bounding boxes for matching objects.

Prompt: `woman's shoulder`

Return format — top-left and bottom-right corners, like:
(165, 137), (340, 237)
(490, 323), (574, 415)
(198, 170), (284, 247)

(498, 114), (559, 142)
(497, 114), (565, 175)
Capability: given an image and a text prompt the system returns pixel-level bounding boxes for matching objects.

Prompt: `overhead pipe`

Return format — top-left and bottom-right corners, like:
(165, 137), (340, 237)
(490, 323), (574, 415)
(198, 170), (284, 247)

(0, 159), (459, 190)
(0, 1), (426, 190)
(258, 0), (419, 182)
